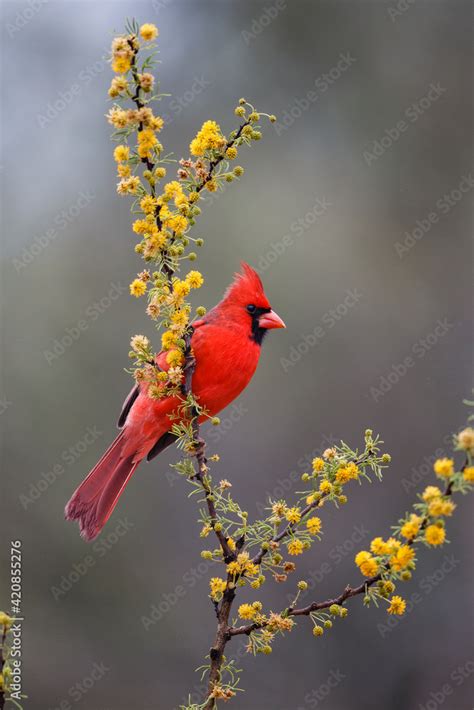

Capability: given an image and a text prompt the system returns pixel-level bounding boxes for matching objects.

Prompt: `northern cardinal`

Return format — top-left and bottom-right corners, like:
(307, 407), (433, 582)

(65, 263), (285, 540)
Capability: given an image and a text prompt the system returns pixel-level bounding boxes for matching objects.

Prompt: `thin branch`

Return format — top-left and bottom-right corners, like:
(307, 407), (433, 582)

(229, 477), (456, 637)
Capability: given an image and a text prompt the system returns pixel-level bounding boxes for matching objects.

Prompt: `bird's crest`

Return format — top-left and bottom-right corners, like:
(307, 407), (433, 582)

(221, 262), (270, 309)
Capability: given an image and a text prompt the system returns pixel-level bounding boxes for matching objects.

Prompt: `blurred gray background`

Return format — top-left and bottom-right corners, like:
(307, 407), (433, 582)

(1, 1), (473, 708)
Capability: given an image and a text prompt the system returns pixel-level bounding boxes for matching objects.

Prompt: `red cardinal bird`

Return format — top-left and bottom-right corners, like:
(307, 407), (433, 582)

(65, 263), (285, 540)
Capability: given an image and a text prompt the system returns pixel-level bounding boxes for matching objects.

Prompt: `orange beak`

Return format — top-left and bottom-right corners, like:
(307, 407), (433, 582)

(259, 309), (286, 330)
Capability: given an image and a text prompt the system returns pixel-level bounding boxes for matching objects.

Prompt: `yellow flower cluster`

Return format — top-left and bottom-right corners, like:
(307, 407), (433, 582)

(138, 127), (159, 159)
(306, 517), (322, 535)
(319, 480), (332, 495)
(425, 524), (446, 546)
(464, 466), (474, 482)
(209, 577), (227, 600)
(400, 514), (422, 540)
(457, 427), (474, 454)
(433, 458), (454, 479)
(287, 539), (304, 556)
(387, 595), (406, 615)
(335, 461), (359, 484)
(227, 552), (259, 578)
(354, 551), (379, 577)
(389, 544), (415, 572)
(285, 507), (301, 524)
(113, 144), (130, 162)
(140, 23), (159, 41)
(111, 35), (134, 74)
(238, 601), (262, 620)
(190, 120), (227, 156)
(312, 457), (325, 473)
(108, 74), (129, 98)
(130, 278), (147, 297)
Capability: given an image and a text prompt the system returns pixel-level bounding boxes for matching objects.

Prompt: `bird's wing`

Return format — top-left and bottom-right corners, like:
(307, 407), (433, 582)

(117, 384), (139, 428)
(117, 320), (209, 429)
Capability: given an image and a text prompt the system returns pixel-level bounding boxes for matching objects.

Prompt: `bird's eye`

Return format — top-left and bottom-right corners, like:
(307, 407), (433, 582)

(246, 304), (256, 314)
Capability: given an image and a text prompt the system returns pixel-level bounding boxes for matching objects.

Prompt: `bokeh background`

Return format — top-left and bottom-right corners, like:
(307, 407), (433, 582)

(1, 1), (473, 708)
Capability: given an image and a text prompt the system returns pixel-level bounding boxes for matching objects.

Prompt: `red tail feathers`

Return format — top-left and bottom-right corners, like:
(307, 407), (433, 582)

(65, 432), (140, 541)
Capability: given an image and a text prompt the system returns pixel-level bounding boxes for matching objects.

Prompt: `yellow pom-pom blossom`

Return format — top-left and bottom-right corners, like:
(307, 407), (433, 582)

(312, 457), (325, 473)
(140, 195), (157, 214)
(117, 163), (131, 178)
(433, 458), (454, 479)
(161, 330), (176, 350)
(140, 23), (159, 41)
(114, 144), (130, 162)
(428, 498), (455, 517)
(390, 544), (415, 572)
(129, 279), (147, 297)
(401, 515), (422, 540)
(319, 480), (332, 494)
(209, 577), (227, 599)
(355, 550), (379, 577)
(335, 462), (359, 484)
(355, 551), (371, 566)
(190, 120), (226, 156)
(238, 604), (256, 620)
(112, 56), (131, 73)
(370, 537), (390, 555)
(463, 466), (474, 482)
(425, 524), (446, 546)
(387, 595), (406, 615)
(173, 279), (191, 299)
(287, 539), (304, 556)
(186, 270), (204, 289)
(306, 517), (322, 535)
(285, 507), (301, 524)
(422, 485), (443, 502)
(165, 214), (188, 235)
(360, 557), (379, 577)
(166, 349), (184, 367)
